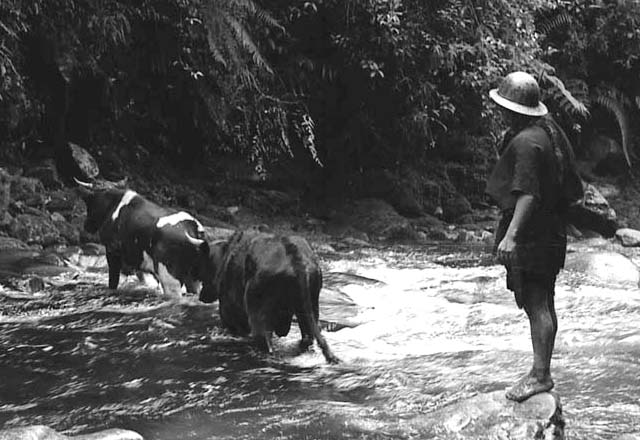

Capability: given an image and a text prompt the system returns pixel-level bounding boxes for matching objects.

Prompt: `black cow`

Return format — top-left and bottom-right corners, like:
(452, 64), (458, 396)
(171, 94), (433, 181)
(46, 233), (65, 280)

(199, 230), (340, 364)
(80, 185), (209, 297)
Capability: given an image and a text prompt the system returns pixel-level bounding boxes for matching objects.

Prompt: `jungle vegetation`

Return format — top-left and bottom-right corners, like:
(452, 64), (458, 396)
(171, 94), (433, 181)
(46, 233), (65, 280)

(0, 0), (639, 192)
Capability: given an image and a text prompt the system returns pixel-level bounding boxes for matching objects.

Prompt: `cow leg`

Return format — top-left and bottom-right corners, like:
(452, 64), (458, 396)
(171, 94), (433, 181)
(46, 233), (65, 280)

(185, 278), (202, 295)
(296, 310), (315, 352)
(106, 252), (122, 290)
(263, 331), (275, 354)
(155, 260), (182, 298)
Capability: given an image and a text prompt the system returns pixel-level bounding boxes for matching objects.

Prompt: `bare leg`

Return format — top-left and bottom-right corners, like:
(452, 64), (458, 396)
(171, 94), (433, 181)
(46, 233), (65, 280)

(506, 281), (556, 402)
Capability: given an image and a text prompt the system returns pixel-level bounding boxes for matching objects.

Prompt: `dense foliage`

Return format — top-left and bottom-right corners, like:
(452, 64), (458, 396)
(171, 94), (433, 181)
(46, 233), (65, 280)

(535, 0), (640, 165)
(1, 0), (639, 188)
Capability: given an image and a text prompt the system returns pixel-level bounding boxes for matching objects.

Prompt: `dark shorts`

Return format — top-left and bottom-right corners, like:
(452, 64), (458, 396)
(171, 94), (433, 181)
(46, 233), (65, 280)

(506, 268), (557, 309)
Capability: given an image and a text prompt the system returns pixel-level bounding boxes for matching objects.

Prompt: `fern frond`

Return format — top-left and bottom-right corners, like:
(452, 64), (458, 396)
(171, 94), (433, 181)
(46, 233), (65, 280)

(541, 73), (590, 118)
(229, 0), (284, 31)
(591, 86), (634, 167)
(537, 10), (573, 36)
(223, 14), (273, 74)
(200, 0), (275, 73)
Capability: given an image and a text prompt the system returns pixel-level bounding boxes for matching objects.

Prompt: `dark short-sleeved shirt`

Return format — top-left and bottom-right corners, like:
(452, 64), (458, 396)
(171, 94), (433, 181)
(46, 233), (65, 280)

(485, 118), (582, 276)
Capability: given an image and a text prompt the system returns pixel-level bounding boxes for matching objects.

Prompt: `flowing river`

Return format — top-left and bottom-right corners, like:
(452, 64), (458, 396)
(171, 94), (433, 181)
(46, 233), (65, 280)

(0, 240), (639, 439)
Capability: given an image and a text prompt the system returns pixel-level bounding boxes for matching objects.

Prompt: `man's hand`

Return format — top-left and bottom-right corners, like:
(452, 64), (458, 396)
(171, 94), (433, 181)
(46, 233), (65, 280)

(497, 233), (517, 265)
(497, 193), (536, 265)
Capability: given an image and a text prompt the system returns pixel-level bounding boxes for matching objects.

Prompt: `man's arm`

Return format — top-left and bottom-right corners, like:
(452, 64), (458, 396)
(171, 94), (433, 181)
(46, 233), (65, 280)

(497, 193), (536, 265)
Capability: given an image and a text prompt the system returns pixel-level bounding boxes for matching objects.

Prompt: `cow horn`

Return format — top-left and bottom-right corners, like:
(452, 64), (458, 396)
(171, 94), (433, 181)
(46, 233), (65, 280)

(185, 232), (205, 246)
(73, 177), (94, 188)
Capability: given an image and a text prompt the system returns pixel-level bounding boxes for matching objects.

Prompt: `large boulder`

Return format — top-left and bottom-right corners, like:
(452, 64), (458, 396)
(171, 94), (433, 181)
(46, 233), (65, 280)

(616, 228), (640, 247)
(69, 142), (100, 181)
(568, 183), (618, 237)
(409, 391), (564, 439)
(0, 426), (142, 440)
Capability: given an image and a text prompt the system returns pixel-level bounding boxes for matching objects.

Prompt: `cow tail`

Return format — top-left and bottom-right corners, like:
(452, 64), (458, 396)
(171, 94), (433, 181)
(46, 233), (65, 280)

(298, 269), (340, 365)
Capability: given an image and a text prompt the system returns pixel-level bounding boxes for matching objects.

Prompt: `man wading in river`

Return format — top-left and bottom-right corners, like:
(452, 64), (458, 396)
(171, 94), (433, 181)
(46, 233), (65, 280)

(485, 71), (583, 402)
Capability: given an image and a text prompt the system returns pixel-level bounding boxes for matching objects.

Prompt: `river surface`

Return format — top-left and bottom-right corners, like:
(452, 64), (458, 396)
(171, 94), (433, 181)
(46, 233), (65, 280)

(0, 241), (639, 439)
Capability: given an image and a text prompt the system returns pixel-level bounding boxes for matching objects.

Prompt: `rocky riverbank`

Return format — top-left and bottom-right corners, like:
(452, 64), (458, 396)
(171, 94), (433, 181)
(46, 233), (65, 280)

(1, 141), (640, 290)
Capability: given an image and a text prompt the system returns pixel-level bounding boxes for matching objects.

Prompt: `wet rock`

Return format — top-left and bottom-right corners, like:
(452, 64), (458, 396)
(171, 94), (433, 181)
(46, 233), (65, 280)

(616, 228), (640, 247)
(568, 183), (618, 237)
(9, 214), (61, 247)
(0, 425), (142, 440)
(564, 250), (640, 287)
(410, 391), (564, 439)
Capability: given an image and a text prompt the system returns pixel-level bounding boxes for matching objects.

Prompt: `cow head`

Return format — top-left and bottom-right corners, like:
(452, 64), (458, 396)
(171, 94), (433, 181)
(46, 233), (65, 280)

(81, 189), (128, 233)
(198, 240), (228, 303)
(74, 177), (129, 233)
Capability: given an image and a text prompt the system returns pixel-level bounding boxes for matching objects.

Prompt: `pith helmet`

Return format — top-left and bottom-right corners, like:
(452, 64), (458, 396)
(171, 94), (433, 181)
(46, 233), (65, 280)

(489, 71), (548, 117)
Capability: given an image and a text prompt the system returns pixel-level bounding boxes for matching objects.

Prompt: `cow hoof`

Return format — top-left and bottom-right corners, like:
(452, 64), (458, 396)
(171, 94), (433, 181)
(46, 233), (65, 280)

(299, 338), (313, 352)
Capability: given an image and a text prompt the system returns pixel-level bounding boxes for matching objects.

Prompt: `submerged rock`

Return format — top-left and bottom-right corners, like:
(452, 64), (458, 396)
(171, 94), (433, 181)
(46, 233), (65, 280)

(0, 426), (142, 440)
(411, 390), (564, 439)
(564, 250), (640, 287)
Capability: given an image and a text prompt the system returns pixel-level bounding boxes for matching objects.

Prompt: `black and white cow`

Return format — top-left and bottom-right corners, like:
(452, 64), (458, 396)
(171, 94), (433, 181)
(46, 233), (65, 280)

(199, 230), (340, 364)
(80, 185), (209, 297)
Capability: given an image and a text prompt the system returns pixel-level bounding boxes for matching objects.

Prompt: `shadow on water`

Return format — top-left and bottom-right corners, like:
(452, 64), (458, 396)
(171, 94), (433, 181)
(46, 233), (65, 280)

(0, 243), (639, 439)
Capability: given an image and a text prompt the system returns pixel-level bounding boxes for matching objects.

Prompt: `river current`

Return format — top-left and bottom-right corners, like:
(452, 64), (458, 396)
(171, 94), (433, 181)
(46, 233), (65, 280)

(0, 242), (639, 439)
